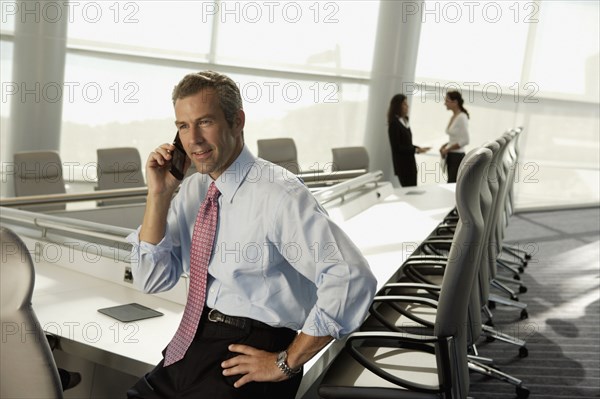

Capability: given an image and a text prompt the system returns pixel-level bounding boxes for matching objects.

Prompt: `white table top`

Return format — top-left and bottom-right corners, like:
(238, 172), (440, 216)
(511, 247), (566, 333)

(32, 258), (182, 375)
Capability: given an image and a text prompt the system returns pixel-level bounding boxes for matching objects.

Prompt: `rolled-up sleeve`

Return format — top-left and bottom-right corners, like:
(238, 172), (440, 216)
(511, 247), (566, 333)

(274, 187), (377, 339)
(126, 226), (183, 294)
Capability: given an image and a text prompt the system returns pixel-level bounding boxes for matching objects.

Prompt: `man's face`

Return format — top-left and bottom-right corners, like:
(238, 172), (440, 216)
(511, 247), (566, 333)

(174, 89), (244, 179)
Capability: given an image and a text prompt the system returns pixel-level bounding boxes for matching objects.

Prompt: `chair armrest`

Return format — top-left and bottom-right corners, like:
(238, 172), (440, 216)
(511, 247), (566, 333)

(418, 239), (453, 257)
(379, 282), (441, 299)
(435, 222), (457, 234)
(345, 331), (451, 394)
(370, 294), (438, 330)
(398, 261), (446, 286)
(381, 282), (441, 292)
(421, 238), (453, 245)
(402, 258), (448, 265)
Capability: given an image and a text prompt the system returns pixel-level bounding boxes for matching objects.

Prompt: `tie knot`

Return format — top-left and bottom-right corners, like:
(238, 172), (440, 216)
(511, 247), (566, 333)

(207, 182), (221, 201)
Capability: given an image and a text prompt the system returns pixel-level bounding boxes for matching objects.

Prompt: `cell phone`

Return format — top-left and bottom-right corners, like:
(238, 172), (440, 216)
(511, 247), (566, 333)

(169, 132), (187, 180)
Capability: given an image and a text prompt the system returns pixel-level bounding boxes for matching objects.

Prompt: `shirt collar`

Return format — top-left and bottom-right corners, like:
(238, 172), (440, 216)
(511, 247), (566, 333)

(212, 144), (256, 204)
(398, 115), (410, 128)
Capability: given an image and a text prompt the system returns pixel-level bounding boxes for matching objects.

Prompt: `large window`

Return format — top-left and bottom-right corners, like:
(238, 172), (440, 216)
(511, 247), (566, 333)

(0, 40), (13, 165)
(411, 0), (599, 208)
(215, 1), (377, 75)
(60, 54), (369, 171)
(528, 1), (599, 101)
(60, 54), (190, 168)
(66, 1), (213, 61)
(56, 1), (379, 177)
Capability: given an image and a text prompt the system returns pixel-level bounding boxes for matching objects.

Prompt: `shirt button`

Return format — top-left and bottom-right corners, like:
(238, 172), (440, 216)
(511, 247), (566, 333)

(210, 288), (215, 293)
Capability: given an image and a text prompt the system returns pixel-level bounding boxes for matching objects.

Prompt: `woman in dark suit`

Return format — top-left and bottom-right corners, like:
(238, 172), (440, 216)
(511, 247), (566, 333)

(387, 94), (430, 186)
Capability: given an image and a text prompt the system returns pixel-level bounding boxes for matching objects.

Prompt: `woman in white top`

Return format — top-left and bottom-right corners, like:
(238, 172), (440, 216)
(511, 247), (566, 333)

(439, 90), (470, 183)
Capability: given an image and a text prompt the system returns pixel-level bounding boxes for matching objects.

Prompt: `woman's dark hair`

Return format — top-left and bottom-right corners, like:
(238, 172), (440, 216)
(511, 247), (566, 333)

(387, 94), (407, 124)
(446, 90), (470, 119)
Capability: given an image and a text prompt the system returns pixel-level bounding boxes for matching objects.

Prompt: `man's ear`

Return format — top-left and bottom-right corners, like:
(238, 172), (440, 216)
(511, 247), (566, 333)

(234, 109), (245, 135)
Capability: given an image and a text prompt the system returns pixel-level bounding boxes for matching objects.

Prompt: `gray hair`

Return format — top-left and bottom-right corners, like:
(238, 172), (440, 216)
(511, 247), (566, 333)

(172, 71), (243, 127)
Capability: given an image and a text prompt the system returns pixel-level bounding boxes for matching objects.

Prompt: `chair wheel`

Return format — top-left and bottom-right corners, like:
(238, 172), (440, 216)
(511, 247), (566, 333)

(519, 286), (528, 293)
(519, 346), (529, 358)
(525, 254), (532, 260)
(522, 260), (528, 267)
(488, 301), (496, 310)
(517, 385), (530, 398)
(484, 319), (494, 327)
(520, 309), (529, 320)
(511, 295), (519, 301)
(513, 274), (521, 281)
(518, 267), (525, 273)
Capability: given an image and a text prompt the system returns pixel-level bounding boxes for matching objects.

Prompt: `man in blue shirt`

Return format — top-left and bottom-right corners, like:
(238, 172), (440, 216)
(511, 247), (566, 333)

(126, 70), (377, 398)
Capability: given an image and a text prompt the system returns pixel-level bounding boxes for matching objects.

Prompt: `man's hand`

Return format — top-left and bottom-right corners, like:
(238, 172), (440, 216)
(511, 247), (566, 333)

(145, 143), (186, 196)
(221, 344), (288, 388)
(139, 143), (189, 245)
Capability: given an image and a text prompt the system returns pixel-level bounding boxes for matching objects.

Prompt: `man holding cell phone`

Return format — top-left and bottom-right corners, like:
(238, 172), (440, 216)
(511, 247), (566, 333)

(126, 71), (376, 399)
(168, 132), (187, 181)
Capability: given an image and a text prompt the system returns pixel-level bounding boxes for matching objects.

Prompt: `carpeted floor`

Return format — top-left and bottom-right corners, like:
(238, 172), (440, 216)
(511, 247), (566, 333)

(469, 206), (600, 398)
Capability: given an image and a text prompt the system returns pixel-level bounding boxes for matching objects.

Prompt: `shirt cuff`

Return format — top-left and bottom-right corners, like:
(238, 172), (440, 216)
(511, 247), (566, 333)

(126, 227), (173, 261)
(302, 307), (343, 339)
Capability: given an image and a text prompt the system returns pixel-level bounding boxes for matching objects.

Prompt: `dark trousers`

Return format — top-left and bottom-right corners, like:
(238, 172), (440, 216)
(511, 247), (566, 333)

(446, 152), (465, 183)
(398, 172), (417, 187)
(127, 312), (300, 399)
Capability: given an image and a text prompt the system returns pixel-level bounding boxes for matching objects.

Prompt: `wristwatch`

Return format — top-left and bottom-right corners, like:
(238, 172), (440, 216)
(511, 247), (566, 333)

(275, 350), (301, 378)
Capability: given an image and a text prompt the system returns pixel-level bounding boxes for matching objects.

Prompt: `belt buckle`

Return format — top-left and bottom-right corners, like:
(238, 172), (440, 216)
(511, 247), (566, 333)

(207, 309), (224, 323)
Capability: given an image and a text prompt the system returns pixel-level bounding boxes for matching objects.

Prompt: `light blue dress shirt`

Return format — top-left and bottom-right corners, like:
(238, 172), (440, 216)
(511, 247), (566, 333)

(127, 145), (377, 338)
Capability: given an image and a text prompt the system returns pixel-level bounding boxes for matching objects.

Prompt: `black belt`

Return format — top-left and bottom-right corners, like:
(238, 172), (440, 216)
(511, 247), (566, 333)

(204, 308), (273, 331)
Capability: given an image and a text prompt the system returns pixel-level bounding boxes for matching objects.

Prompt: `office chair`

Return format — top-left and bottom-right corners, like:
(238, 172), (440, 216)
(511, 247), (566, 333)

(486, 134), (529, 299)
(417, 135), (529, 312)
(96, 147), (145, 205)
(318, 148), (492, 399)
(256, 138), (300, 174)
(421, 138), (527, 303)
(0, 227), (64, 399)
(331, 146), (369, 173)
(405, 139), (529, 326)
(501, 128), (534, 265)
(494, 129), (531, 276)
(13, 150), (66, 212)
(370, 141), (529, 398)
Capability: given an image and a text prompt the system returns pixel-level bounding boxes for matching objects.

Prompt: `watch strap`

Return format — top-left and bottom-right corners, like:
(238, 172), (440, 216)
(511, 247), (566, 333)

(276, 351), (300, 378)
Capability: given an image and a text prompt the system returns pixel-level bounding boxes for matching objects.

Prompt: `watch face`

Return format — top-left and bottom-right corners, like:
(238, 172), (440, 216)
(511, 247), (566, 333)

(277, 350), (287, 363)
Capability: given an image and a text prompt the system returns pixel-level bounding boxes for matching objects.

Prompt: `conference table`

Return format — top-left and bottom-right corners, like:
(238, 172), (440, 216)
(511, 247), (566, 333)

(21, 182), (456, 398)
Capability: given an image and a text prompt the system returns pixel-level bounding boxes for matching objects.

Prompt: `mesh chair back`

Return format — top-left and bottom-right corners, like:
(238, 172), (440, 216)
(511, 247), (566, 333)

(96, 147), (145, 206)
(96, 147), (145, 190)
(331, 147), (369, 172)
(13, 151), (66, 211)
(257, 138), (300, 174)
(435, 147), (492, 398)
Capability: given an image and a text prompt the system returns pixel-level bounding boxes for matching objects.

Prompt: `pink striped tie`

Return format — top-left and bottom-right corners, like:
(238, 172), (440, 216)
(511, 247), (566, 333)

(164, 182), (221, 366)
